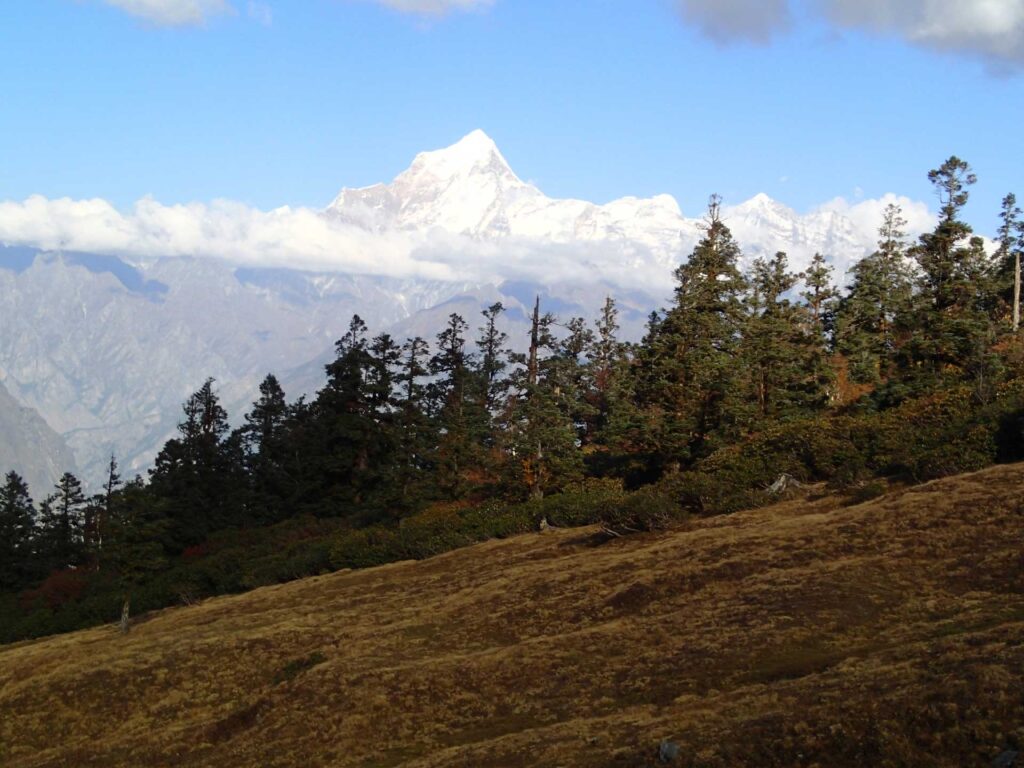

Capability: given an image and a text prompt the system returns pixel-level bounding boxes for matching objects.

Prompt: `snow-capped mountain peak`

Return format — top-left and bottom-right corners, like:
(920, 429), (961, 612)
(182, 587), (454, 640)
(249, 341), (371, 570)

(327, 129), (539, 237)
(403, 128), (517, 185)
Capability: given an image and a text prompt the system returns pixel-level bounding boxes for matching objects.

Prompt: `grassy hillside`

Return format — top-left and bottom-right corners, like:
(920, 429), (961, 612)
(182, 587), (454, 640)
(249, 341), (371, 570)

(2, 465), (1023, 767)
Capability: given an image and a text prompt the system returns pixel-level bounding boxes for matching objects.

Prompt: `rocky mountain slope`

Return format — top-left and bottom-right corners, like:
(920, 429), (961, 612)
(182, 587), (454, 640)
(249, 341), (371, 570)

(0, 379), (75, 498)
(2, 464), (1021, 767)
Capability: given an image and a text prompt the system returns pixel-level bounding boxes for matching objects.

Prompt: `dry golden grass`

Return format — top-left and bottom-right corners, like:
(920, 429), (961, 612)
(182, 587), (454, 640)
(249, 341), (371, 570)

(2, 465), (1023, 767)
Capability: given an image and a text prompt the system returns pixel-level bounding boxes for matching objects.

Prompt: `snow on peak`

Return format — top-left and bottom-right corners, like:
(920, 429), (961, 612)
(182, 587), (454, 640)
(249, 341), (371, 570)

(396, 129), (525, 197)
(409, 129), (508, 179)
(325, 131), (880, 280)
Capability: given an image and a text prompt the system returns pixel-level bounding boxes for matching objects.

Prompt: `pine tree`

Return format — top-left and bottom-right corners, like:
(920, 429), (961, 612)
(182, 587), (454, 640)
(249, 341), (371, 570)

(994, 193), (1022, 332)
(742, 252), (831, 421)
(0, 471), (36, 590)
(101, 478), (167, 633)
(149, 378), (242, 548)
(241, 375), (290, 523)
(505, 300), (584, 499)
(476, 302), (510, 414)
(835, 204), (914, 385)
(429, 314), (488, 498)
(801, 252), (840, 336)
(899, 157), (999, 397)
(635, 195), (748, 465)
(80, 454), (123, 570)
(584, 297), (628, 446)
(393, 336), (433, 507)
(38, 472), (87, 570)
(307, 316), (398, 517)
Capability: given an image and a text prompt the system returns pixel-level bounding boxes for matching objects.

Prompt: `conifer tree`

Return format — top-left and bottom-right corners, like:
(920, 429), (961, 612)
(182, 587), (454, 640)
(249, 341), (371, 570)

(241, 374), (290, 523)
(429, 314), (487, 498)
(505, 300), (583, 499)
(635, 195), (748, 465)
(37, 472), (87, 570)
(0, 471), (36, 590)
(899, 157), (999, 397)
(835, 204), (914, 384)
(393, 336), (433, 507)
(584, 297), (627, 445)
(80, 454), (124, 569)
(308, 316), (397, 517)
(149, 378), (241, 547)
(994, 193), (1022, 332)
(101, 478), (167, 633)
(742, 252), (831, 421)
(801, 252), (839, 337)
(476, 302), (510, 414)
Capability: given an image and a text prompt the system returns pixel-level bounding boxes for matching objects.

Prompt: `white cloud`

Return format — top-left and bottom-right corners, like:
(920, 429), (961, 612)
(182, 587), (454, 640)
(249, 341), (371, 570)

(0, 191), (944, 296)
(675, 0), (791, 44)
(816, 192), (935, 249)
(817, 0), (1024, 71)
(674, 0), (1024, 70)
(0, 195), (671, 291)
(96, 0), (236, 26)
(368, 0), (492, 15)
(0, 195), (457, 281)
(247, 1), (272, 26)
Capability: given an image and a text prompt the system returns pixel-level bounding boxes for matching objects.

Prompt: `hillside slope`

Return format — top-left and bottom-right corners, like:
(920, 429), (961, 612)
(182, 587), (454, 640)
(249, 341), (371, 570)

(1, 466), (1023, 767)
(0, 378), (76, 496)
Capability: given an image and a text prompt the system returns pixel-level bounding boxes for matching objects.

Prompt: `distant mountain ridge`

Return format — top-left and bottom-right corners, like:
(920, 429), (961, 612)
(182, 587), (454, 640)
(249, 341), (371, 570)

(0, 131), (913, 484)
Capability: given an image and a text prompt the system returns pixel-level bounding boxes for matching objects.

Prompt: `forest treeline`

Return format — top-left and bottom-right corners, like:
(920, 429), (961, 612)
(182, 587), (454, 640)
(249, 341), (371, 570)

(3, 156), (1024, 642)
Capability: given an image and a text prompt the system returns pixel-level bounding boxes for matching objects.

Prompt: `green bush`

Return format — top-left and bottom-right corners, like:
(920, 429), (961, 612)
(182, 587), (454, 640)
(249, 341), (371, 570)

(597, 487), (683, 536)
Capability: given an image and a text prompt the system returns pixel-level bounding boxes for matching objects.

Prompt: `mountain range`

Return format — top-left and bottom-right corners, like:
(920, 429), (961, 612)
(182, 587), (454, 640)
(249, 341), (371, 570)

(0, 131), (917, 489)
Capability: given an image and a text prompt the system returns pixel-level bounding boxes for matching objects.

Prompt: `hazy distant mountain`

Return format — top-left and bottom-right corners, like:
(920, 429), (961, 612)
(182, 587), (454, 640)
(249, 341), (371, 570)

(0, 131), (891, 485)
(0, 378), (76, 499)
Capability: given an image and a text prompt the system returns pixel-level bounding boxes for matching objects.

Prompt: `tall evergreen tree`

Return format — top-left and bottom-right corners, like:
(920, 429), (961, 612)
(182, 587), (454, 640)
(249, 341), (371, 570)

(635, 195), (748, 465)
(393, 336), (433, 507)
(505, 300), (583, 499)
(306, 316), (398, 517)
(801, 252), (840, 337)
(835, 204), (914, 385)
(0, 471), (36, 589)
(241, 374), (291, 523)
(741, 252), (832, 422)
(37, 472), (87, 571)
(585, 297), (627, 445)
(81, 454), (123, 569)
(149, 378), (242, 548)
(476, 302), (510, 414)
(429, 314), (488, 498)
(899, 157), (998, 397)
(101, 478), (167, 633)
(994, 193), (1023, 332)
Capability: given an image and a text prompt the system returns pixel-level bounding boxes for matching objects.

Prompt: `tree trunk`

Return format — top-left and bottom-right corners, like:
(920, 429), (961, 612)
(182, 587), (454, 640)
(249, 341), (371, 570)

(527, 296), (540, 387)
(1014, 251), (1020, 333)
(119, 595), (131, 634)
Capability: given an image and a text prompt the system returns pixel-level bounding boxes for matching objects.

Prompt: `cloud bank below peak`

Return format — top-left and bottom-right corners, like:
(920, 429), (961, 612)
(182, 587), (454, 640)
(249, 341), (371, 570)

(0, 187), (936, 296)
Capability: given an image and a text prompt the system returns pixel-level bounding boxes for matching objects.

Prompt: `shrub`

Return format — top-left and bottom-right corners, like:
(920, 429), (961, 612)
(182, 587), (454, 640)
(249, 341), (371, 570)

(597, 487), (683, 537)
(843, 481), (887, 506)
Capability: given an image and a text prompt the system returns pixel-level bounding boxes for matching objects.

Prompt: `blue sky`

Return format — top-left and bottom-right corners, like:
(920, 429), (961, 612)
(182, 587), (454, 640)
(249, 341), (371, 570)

(1, 0), (1022, 232)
